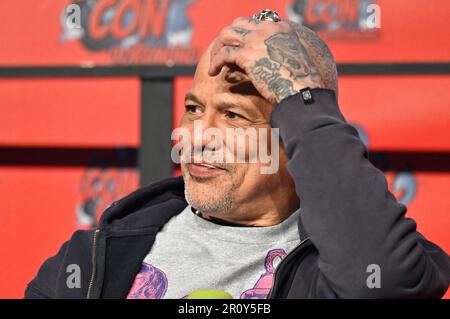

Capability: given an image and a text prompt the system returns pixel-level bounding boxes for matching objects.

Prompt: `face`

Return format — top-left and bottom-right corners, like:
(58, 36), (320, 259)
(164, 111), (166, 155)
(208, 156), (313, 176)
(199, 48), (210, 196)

(178, 49), (295, 219)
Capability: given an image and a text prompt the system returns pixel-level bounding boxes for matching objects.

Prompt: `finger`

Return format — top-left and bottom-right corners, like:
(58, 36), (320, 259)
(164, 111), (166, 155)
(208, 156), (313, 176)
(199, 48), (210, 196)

(209, 16), (267, 72)
(209, 39), (238, 76)
(218, 26), (252, 45)
(231, 16), (288, 31)
(209, 38), (225, 72)
(209, 25), (252, 68)
(221, 17), (260, 46)
(230, 17), (266, 28)
(209, 46), (243, 77)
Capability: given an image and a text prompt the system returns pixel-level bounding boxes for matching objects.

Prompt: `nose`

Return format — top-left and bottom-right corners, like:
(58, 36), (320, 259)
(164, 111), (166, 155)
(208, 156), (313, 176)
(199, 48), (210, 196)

(191, 112), (224, 159)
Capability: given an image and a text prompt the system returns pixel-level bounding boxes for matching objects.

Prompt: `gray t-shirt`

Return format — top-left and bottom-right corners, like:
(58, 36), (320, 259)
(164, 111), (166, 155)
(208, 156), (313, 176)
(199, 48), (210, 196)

(127, 205), (301, 299)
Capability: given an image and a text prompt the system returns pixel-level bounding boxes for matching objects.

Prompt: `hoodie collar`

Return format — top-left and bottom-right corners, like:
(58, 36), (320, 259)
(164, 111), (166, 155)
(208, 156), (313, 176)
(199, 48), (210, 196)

(99, 176), (187, 231)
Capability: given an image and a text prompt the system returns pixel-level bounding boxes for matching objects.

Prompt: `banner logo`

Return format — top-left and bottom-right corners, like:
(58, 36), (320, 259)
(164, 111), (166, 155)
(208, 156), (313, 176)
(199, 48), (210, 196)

(61, 0), (199, 65)
(286, 0), (381, 40)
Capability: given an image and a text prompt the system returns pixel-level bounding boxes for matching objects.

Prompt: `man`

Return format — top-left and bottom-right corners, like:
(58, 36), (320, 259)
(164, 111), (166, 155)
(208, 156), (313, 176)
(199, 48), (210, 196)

(25, 13), (449, 299)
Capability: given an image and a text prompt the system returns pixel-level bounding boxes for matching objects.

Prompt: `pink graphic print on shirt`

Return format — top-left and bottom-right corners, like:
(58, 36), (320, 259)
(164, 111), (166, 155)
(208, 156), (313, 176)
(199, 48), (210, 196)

(240, 248), (287, 299)
(127, 248), (287, 299)
(127, 262), (168, 299)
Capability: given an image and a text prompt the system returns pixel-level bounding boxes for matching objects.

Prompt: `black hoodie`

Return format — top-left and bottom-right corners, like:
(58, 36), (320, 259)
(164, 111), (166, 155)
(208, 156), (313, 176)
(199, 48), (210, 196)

(25, 89), (450, 299)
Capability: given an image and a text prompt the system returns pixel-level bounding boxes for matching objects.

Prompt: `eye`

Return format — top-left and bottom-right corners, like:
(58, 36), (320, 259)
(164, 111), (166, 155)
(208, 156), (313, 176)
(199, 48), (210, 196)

(185, 105), (202, 114)
(225, 111), (246, 120)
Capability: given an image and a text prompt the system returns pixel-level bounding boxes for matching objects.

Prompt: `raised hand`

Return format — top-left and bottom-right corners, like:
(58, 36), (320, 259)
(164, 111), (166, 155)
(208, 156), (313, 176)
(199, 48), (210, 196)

(209, 17), (325, 105)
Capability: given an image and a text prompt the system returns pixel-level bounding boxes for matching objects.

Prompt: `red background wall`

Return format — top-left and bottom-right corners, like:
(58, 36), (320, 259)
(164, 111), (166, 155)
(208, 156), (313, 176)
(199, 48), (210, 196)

(0, 78), (141, 298)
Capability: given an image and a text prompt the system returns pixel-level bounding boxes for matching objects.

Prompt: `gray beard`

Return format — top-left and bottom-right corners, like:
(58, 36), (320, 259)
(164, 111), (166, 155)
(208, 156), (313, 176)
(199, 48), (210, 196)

(184, 178), (235, 216)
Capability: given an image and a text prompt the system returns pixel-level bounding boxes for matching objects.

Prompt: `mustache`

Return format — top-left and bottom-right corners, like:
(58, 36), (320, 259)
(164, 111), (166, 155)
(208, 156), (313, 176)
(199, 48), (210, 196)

(178, 152), (235, 172)
(177, 145), (238, 172)
(184, 157), (234, 171)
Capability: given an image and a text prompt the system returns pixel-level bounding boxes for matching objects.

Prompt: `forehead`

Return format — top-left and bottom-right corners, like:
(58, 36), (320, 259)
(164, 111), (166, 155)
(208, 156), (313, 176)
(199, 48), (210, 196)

(187, 65), (272, 117)
(192, 63), (251, 94)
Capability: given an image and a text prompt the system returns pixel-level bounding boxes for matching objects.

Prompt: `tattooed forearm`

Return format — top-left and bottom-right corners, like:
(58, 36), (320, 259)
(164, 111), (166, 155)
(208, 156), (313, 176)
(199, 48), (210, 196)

(251, 57), (297, 101)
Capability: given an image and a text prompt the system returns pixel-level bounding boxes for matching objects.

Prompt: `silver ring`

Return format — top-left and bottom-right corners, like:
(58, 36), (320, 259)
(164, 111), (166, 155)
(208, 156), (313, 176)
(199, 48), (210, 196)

(252, 9), (281, 22)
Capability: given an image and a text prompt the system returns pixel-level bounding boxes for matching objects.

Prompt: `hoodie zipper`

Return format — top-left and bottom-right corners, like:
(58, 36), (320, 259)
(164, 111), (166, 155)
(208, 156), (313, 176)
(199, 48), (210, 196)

(267, 237), (310, 299)
(86, 228), (100, 299)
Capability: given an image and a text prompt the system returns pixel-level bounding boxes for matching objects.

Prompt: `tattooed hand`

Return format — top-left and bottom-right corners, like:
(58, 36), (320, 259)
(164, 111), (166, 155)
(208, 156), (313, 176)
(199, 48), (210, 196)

(209, 18), (324, 105)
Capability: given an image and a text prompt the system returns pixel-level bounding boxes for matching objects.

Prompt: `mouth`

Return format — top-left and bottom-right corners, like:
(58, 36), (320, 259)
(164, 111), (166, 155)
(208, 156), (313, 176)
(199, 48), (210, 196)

(186, 162), (227, 179)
